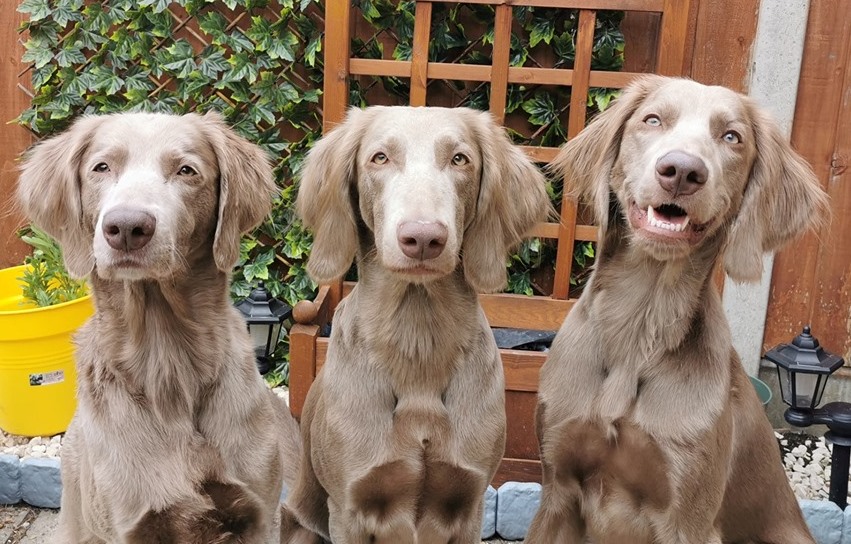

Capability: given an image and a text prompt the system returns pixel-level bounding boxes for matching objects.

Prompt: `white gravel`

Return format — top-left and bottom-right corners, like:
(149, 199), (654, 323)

(1, 432), (62, 459)
(776, 431), (836, 501)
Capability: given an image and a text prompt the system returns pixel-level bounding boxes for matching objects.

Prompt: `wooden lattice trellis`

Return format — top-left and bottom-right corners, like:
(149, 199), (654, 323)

(290, 0), (692, 484)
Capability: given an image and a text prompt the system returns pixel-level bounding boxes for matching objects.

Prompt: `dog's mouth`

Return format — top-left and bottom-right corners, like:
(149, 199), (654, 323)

(389, 265), (444, 278)
(111, 255), (145, 268)
(629, 202), (710, 243)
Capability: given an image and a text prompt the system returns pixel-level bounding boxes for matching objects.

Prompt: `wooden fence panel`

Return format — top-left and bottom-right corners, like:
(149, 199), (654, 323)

(1, 2), (31, 268)
(764, 0), (851, 359)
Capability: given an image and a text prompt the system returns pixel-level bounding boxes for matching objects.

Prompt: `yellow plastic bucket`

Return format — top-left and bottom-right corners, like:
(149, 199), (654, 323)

(0, 265), (93, 436)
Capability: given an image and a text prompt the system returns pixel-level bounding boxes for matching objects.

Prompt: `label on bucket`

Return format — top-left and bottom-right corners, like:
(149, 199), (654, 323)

(29, 370), (64, 386)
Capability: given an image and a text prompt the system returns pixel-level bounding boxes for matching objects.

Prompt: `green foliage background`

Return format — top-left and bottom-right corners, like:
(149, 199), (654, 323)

(16, 0), (624, 376)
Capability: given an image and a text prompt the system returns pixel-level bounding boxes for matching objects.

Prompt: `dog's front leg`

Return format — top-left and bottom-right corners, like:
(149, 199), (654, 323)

(283, 381), (331, 542)
(524, 475), (585, 544)
(53, 423), (108, 544)
(328, 459), (420, 544)
(279, 504), (327, 544)
(525, 411), (585, 544)
(416, 497), (485, 544)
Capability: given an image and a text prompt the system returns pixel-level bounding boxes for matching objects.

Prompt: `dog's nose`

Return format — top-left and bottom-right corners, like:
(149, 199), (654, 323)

(655, 151), (708, 197)
(102, 209), (157, 251)
(397, 221), (448, 261)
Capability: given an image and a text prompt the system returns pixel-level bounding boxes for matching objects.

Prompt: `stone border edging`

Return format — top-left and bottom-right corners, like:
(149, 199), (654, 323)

(2, 464), (849, 543)
(0, 454), (61, 508)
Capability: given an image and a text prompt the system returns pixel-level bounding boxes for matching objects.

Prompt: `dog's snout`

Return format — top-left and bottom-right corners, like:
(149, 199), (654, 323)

(655, 151), (708, 197)
(397, 221), (448, 261)
(102, 208), (157, 251)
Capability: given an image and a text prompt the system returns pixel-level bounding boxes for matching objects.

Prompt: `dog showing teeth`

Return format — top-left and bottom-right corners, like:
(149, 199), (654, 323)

(647, 205), (690, 232)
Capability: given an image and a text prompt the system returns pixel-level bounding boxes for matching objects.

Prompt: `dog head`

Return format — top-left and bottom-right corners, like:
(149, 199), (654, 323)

(297, 106), (549, 292)
(552, 75), (828, 281)
(17, 112), (275, 280)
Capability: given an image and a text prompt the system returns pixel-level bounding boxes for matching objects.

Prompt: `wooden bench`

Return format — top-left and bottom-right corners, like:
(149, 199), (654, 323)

(289, 0), (692, 485)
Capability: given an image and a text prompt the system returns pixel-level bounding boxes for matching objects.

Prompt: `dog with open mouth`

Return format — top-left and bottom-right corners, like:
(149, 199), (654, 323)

(527, 76), (828, 543)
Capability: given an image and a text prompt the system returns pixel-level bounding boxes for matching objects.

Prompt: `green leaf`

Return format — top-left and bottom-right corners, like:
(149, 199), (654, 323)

(198, 49), (228, 78)
(163, 58), (197, 78)
(139, 0), (173, 13)
(266, 31), (298, 61)
(529, 16), (555, 48)
(55, 46), (86, 68)
(22, 44), (53, 69)
(522, 93), (557, 126)
(18, 0), (51, 22)
(304, 35), (321, 67)
(100, 73), (125, 96)
(53, 0), (84, 27)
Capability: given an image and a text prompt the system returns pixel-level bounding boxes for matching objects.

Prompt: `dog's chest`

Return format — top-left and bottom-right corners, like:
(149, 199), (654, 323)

(391, 392), (453, 452)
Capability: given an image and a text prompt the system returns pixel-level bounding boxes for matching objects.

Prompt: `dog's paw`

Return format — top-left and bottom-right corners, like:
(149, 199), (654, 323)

(200, 480), (264, 542)
(280, 504), (327, 544)
(420, 461), (483, 526)
(351, 460), (420, 526)
(126, 482), (264, 544)
(126, 508), (181, 544)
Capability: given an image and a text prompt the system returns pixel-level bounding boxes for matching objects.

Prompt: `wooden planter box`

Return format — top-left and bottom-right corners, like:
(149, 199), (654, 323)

(288, 0), (692, 486)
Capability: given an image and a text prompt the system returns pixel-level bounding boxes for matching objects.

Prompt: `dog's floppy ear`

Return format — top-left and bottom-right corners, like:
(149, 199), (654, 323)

(462, 110), (550, 293)
(550, 75), (665, 227)
(17, 115), (106, 278)
(296, 108), (365, 284)
(723, 103), (829, 282)
(201, 112), (277, 272)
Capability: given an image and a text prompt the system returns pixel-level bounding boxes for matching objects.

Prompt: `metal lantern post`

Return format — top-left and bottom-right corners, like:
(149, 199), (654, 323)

(235, 282), (292, 375)
(765, 326), (849, 508)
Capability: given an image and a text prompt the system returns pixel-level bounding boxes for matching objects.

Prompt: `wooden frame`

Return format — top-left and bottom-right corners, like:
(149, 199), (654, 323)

(290, 0), (692, 485)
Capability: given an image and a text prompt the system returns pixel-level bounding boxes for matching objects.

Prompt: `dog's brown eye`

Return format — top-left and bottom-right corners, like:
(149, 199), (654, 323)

(371, 152), (388, 165)
(644, 114), (662, 127)
(722, 131), (741, 144)
(451, 153), (469, 166)
(93, 162), (110, 173)
(177, 165), (197, 176)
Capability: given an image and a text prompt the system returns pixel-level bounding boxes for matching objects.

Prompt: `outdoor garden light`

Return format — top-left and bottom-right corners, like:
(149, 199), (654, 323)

(235, 282), (292, 375)
(765, 326), (850, 508)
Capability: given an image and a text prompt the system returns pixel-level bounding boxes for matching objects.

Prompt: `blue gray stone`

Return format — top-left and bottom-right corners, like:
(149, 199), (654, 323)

(480, 485), (496, 539)
(841, 505), (851, 544)
(801, 499), (842, 544)
(21, 457), (62, 508)
(496, 481), (541, 540)
(0, 454), (21, 504)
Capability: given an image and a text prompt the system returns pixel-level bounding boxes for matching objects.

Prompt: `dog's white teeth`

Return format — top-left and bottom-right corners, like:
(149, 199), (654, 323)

(646, 205), (690, 232)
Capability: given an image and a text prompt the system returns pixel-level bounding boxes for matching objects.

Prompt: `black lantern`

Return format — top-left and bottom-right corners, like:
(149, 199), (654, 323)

(765, 326), (844, 412)
(235, 282), (292, 374)
(765, 326), (850, 508)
